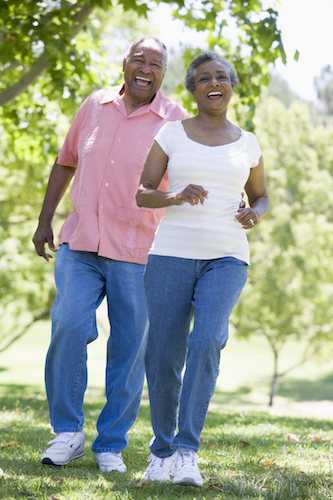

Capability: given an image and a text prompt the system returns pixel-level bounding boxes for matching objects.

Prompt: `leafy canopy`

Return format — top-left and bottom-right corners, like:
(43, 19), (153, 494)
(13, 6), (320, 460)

(0, 0), (287, 350)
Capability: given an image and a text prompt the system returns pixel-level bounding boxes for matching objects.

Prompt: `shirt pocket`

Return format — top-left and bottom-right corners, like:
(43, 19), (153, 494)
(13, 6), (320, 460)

(78, 125), (104, 158)
(113, 207), (158, 250)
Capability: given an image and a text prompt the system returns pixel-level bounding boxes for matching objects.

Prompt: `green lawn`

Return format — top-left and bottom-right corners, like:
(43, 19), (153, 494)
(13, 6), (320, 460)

(1, 308), (333, 499)
(2, 304), (333, 415)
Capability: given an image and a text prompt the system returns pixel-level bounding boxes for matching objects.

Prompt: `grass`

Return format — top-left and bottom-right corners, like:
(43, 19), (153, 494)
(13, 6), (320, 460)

(2, 311), (333, 498)
(1, 389), (333, 499)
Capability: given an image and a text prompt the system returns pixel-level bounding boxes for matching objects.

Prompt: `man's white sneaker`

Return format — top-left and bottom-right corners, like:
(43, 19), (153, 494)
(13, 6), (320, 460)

(94, 452), (127, 472)
(172, 450), (203, 487)
(41, 431), (85, 466)
(142, 453), (177, 482)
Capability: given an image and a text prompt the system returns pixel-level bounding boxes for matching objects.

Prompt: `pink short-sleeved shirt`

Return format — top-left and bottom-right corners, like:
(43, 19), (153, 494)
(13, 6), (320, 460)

(57, 85), (189, 264)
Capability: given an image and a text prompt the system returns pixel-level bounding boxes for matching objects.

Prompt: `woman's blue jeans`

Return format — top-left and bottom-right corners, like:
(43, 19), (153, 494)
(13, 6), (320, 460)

(45, 244), (148, 453)
(144, 255), (248, 457)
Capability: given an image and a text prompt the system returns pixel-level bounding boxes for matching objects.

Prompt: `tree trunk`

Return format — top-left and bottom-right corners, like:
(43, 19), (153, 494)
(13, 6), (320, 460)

(269, 349), (279, 406)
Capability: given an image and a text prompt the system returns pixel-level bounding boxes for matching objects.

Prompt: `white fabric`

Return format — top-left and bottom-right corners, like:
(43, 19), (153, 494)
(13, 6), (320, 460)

(149, 120), (262, 264)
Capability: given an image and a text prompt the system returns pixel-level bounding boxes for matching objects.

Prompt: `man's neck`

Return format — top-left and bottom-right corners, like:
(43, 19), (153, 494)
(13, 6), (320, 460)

(122, 91), (157, 116)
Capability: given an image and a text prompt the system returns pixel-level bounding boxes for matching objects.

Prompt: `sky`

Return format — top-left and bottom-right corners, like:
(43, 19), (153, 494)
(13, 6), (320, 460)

(148, 0), (333, 103)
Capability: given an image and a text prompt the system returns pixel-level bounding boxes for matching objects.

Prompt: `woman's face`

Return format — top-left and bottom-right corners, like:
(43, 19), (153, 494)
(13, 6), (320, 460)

(192, 59), (233, 114)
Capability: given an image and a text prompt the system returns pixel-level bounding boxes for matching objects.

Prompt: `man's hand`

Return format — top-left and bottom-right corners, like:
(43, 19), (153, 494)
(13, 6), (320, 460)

(32, 223), (57, 261)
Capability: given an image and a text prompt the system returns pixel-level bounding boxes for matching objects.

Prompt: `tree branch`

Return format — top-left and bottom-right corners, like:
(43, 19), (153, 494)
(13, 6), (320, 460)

(0, 3), (96, 107)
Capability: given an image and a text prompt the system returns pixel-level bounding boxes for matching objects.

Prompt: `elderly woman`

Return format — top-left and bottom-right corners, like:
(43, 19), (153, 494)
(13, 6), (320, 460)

(136, 51), (269, 487)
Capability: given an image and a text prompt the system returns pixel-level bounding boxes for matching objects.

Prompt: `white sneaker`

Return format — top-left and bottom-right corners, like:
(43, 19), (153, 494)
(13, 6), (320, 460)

(143, 453), (177, 482)
(94, 452), (127, 472)
(41, 431), (85, 466)
(172, 450), (203, 487)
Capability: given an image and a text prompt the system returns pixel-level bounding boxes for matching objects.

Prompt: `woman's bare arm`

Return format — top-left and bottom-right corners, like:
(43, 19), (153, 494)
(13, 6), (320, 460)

(136, 141), (208, 208)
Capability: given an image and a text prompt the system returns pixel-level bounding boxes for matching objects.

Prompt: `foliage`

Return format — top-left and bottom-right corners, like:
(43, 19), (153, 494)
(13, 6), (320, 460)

(0, 3), (157, 352)
(0, 0), (287, 350)
(1, 388), (333, 499)
(267, 73), (300, 108)
(172, 0), (289, 129)
(232, 94), (333, 405)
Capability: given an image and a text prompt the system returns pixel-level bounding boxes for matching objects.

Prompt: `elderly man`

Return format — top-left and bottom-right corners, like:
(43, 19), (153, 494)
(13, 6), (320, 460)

(32, 36), (188, 473)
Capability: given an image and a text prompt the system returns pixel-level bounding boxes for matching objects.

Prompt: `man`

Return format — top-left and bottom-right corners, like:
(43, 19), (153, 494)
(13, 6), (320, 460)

(32, 36), (189, 473)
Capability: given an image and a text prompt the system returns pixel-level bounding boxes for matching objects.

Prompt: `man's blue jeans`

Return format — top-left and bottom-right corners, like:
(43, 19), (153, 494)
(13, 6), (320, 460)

(45, 244), (148, 453)
(144, 255), (248, 457)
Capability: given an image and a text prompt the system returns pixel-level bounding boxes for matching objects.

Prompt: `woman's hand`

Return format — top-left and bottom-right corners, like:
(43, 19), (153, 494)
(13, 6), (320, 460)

(235, 207), (260, 229)
(175, 184), (209, 206)
(235, 156), (269, 229)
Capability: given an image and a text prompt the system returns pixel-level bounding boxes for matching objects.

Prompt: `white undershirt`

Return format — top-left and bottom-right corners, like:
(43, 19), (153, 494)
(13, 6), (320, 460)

(149, 120), (262, 264)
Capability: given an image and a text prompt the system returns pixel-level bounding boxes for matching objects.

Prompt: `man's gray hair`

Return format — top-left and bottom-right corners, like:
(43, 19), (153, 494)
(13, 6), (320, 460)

(126, 37), (168, 66)
(185, 51), (239, 92)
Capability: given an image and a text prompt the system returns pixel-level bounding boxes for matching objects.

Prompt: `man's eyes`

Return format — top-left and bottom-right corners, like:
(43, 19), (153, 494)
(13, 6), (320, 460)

(132, 58), (162, 68)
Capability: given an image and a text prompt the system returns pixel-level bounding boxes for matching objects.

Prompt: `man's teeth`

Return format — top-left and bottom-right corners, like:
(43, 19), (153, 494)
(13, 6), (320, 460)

(136, 76), (150, 83)
(208, 91), (222, 96)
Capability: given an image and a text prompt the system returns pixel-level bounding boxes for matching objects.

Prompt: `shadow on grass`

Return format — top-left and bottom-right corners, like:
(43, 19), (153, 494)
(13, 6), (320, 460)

(1, 386), (333, 499)
(277, 371), (333, 402)
(212, 371), (333, 408)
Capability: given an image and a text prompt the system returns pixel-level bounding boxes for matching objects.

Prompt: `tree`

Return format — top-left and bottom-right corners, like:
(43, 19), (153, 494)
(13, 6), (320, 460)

(232, 94), (333, 405)
(315, 65), (333, 115)
(0, 0), (287, 350)
(0, 2), (157, 352)
(267, 73), (299, 108)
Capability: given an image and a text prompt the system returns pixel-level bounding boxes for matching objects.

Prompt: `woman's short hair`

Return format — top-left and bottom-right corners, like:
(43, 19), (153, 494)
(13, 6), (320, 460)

(185, 51), (239, 92)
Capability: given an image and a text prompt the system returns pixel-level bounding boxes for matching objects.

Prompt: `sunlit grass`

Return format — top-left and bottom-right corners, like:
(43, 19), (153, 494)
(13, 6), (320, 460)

(2, 312), (333, 498)
(1, 390), (333, 499)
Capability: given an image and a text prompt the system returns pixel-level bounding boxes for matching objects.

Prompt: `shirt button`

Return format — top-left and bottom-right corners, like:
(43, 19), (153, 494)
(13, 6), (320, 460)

(111, 160), (114, 164)
(105, 183), (109, 187)
(101, 206), (103, 209)
(118, 138), (121, 142)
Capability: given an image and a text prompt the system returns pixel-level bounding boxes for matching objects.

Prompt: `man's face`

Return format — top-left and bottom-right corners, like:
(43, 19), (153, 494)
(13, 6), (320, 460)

(123, 40), (167, 107)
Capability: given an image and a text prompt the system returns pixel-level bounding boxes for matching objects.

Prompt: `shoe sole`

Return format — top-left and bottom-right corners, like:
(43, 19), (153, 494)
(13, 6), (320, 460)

(142, 475), (170, 482)
(173, 476), (203, 487)
(41, 451), (85, 466)
(98, 466), (127, 473)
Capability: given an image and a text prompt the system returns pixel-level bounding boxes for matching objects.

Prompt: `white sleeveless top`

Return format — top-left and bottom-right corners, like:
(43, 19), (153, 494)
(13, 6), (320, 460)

(149, 120), (262, 264)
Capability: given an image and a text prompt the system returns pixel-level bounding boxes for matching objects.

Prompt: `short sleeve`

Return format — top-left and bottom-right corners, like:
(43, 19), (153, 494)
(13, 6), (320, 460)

(153, 121), (178, 156)
(242, 130), (262, 169)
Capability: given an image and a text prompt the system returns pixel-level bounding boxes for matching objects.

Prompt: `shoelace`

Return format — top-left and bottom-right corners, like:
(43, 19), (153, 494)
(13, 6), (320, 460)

(148, 454), (164, 471)
(177, 450), (196, 471)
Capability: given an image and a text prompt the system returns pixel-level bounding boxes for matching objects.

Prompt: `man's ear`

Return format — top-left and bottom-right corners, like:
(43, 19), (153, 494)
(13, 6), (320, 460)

(122, 58), (126, 72)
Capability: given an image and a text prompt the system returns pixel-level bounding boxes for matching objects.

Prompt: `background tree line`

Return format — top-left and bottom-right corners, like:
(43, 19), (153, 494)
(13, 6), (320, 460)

(1, 0), (333, 404)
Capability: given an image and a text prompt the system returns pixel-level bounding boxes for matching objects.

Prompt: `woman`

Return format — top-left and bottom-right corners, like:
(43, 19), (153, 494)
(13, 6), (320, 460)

(136, 51), (269, 487)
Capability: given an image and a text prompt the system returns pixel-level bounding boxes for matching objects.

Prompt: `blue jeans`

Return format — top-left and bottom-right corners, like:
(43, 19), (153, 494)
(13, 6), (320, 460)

(144, 255), (248, 457)
(45, 244), (148, 453)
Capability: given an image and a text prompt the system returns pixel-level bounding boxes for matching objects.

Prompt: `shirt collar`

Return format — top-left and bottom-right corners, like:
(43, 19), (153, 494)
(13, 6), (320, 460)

(100, 84), (167, 118)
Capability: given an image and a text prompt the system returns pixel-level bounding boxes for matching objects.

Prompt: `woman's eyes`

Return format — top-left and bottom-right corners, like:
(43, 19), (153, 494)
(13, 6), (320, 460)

(199, 75), (227, 82)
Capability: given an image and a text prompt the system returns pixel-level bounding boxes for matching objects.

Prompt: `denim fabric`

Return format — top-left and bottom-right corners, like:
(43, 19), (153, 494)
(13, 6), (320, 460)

(45, 244), (148, 453)
(144, 255), (248, 457)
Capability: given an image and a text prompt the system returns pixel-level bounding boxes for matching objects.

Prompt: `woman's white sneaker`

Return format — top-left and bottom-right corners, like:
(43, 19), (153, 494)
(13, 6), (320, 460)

(172, 450), (203, 487)
(40, 431), (85, 466)
(143, 453), (177, 482)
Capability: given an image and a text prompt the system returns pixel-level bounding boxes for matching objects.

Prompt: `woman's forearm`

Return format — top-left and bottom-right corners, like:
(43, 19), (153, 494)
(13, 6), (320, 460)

(136, 186), (180, 208)
(250, 195), (269, 221)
